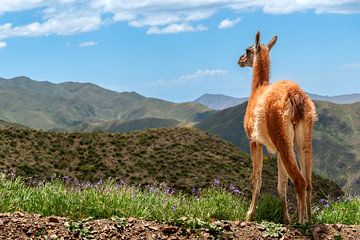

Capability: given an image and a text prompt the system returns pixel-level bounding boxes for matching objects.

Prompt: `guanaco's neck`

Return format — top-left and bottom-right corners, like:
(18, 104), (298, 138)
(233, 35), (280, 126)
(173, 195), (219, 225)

(251, 49), (270, 93)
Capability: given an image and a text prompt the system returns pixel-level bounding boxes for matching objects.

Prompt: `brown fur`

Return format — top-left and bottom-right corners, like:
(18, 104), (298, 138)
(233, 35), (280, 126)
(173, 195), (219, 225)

(239, 32), (317, 224)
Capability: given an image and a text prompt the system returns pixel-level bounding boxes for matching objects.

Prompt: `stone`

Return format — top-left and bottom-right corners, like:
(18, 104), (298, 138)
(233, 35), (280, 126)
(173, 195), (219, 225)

(240, 222), (247, 228)
(161, 226), (178, 234)
(48, 217), (59, 224)
(49, 234), (58, 239)
(333, 224), (342, 231)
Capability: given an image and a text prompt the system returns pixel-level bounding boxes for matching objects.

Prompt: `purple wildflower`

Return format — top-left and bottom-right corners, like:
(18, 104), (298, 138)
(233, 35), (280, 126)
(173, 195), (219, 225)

(61, 176), (71, 185)
(26, 177), (36, 186)
(172, 204), (177, 212)
(229, 183), (243, 195)
(319, 198), (325, 204)
(233, 188), (242, 194)
(165, 187), (175, 195)
(213, 178), (220, 187)
(324, 202), (330, 208)
(192, 187), (201, 198)
(345, 195), (351, 203)
(96, 178), (104, 186)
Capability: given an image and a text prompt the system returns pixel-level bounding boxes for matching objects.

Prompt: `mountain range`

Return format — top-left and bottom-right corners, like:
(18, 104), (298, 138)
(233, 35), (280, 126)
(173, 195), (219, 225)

(194, 93), (360, 110)
(0, 77), (210, 130)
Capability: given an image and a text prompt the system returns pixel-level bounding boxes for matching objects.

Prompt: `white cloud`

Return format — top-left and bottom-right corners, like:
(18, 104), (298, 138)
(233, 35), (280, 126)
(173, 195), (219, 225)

(0, 10), (102, 39)
(218, 17), (241, 29)
(147, 69), (229, 87)
(0, 41), (7, 48)
(78, 41), (98, 47)
(0, 0), (45, 14)
(0, 0), (359, 39)
(147, 23), (208, 34)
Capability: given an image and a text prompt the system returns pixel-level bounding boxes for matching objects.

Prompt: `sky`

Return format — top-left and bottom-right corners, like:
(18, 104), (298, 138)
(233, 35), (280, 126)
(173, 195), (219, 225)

(0, 1), (359, 102)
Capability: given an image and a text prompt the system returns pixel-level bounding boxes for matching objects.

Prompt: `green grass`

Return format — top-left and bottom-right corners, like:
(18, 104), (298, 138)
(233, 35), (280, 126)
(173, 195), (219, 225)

(0, 175), (358, 225)
(314, 194), (360, 224)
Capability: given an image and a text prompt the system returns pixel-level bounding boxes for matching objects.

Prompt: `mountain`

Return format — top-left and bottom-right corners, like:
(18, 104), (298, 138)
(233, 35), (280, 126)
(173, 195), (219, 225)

(0, 122), (341, 201)
(309, 93), (360, 104)
(195, 93), (360, 110)
(0, 77), (210, 130)
(194, 94), (248, 110)
(196, 101), (360, 193)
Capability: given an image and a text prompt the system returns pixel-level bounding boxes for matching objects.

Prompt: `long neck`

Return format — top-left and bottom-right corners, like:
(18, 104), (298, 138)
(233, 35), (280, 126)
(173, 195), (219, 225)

(251, 49), (270, 93)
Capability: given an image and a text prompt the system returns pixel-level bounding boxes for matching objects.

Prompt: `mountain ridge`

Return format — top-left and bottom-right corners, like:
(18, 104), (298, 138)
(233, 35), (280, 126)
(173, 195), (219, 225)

(194, 93), (360, 110)
(0, 76), (210, 130)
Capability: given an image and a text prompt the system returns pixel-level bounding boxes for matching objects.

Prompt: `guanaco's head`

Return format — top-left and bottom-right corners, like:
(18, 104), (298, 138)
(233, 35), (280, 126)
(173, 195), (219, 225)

(238, 31), (277, 67)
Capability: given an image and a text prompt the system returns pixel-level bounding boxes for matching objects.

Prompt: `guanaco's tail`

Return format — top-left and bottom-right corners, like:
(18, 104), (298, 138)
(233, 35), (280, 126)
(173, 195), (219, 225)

(288, 89), (305, 124)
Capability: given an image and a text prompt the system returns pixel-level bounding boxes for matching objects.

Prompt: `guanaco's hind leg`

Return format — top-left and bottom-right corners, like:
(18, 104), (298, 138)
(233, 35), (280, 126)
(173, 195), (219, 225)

(295, 120), (313, 223)
(277, 153), (290, 224)
(270, 114), (307, 223)
(246, 142), (263, 221)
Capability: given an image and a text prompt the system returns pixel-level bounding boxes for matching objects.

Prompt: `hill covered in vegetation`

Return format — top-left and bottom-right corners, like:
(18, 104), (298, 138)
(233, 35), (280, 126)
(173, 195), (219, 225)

(0, 123), (341, 200)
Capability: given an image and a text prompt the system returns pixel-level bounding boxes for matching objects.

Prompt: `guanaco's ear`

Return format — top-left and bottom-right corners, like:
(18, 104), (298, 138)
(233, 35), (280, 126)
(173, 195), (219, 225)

(255, 31), (260, 50)
(267, 35), (277, 51)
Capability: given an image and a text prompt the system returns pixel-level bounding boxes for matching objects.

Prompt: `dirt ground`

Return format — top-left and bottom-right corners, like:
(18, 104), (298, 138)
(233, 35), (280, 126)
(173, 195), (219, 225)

(0, 212), (359, 240)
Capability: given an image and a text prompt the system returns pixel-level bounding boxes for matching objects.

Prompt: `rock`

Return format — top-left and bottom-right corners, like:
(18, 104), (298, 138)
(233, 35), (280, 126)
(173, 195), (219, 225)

(233, 221), (241, 226)
(64, 222), (70, 228)
(257, 225), (265, 231)
(199, 232), (211, 240)
(240, 222), (247, 228)
(48, 217), (59, 223)
(137, 226), (145, 232)
(49, 234), (58, 239)
(311, 226), (322, 240)
(14, 212), (24, 217)
(145, 224), (159, 231)
(99, 232), (108, 239)
(162, 226), (178, 234)
(333, 224), (342, 231)
(0, 219), (3, 226)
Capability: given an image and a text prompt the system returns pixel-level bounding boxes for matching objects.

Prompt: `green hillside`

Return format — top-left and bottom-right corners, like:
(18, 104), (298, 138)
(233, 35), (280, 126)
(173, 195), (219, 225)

(196, 101), (360, 193)
(0, 77), (209, 130)
(62, 117), (181, 133)
(0, 123), (341, 201)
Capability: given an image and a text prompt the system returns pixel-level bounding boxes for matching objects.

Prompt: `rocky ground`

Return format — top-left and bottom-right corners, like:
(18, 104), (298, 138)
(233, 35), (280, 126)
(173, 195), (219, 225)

(0, 212), (359, 240)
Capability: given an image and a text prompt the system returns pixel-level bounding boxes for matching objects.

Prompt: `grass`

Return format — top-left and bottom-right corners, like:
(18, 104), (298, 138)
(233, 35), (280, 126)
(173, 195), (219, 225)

(0, 175), (359, 225)
(314, 194), (360, 224)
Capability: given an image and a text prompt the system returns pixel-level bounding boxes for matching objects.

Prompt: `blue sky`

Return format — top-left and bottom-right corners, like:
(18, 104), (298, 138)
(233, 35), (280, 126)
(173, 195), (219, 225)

(0, 1), (359, 102)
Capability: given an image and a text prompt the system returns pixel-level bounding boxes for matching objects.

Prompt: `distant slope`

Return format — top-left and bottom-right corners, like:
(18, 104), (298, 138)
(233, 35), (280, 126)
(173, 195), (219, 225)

(195, 93), (360, 110)
(196, 101), (360, 193)
(194, 94), (248, 110)
(63, 118), (181, 133)
(309, 93), (360, 104)
(0, 123), (341, 200)
(0, 77), (210, 130)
